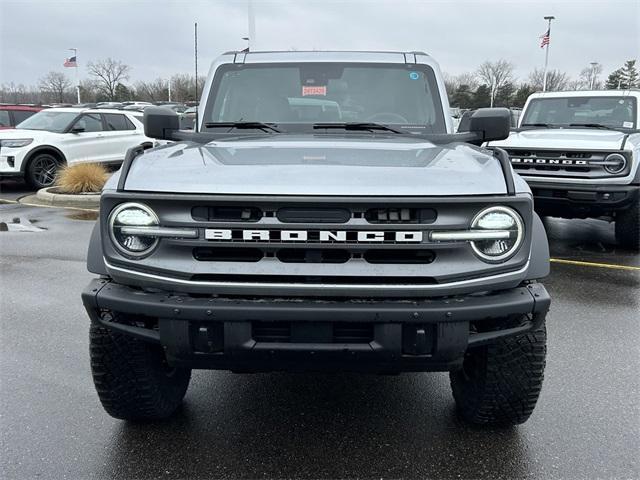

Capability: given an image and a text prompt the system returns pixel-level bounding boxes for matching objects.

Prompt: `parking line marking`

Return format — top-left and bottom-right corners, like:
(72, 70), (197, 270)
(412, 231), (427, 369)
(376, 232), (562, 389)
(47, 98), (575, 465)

(550, 258), (640, 271)
(0, 198), (98, 213)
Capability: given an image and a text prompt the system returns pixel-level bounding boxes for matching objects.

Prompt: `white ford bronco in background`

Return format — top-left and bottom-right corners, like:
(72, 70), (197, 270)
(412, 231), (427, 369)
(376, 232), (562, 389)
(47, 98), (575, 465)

(488, 90), (640, 249)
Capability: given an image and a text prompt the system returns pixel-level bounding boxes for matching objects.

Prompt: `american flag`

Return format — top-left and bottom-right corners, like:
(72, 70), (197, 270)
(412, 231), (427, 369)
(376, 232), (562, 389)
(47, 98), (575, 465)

(63, 56), (77, 67)
(540, 29), (550, 48)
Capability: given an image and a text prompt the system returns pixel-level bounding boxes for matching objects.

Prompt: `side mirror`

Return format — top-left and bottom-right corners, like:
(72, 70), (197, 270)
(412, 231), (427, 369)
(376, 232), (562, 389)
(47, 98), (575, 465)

(144, 106), (180, 140)
(71, 125), (85, 133)
(458, 108), (511, 143)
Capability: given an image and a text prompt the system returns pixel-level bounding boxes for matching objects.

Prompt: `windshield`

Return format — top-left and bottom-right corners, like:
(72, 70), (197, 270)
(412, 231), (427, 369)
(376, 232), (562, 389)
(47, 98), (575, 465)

(204, 63), (446, 133)
(521, 96), (637, 129)
(16, 110), (78, 133)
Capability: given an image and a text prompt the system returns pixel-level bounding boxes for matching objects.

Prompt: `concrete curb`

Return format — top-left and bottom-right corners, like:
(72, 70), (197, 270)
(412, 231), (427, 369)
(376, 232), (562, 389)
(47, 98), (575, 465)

(27, 187), (101, 209)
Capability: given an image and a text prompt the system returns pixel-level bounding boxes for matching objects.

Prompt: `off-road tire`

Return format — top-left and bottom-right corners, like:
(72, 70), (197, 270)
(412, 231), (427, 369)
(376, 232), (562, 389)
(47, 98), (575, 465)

(450, 318), (546, 426)
(615, 202), (640, 251)
(90, 323), (191, 421)
(26, 153), (62, 189)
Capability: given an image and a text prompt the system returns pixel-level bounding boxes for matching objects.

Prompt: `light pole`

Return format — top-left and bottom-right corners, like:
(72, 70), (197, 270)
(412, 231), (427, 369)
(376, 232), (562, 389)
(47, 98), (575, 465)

(542, 16), (555, 92)
(246, 0), (256, 51)
(590, 62), (598, 90)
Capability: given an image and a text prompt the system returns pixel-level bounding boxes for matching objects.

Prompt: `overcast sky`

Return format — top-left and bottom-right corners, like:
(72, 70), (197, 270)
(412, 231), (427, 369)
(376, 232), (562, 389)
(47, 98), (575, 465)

(1, 0), (638, 87)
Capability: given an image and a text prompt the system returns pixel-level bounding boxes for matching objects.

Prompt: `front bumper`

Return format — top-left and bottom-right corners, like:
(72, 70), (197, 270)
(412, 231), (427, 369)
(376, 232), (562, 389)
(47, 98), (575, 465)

(0, 147), (27, 175)
(82, 279), (550, 373)
(528, 180), (639, 218)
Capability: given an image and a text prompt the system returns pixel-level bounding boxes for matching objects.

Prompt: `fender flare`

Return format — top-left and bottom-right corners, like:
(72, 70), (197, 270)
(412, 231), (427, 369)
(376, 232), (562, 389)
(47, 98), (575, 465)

(87, 221), (108, 275)
(22, 145), (67, 173)
(526, 211), (550, 280)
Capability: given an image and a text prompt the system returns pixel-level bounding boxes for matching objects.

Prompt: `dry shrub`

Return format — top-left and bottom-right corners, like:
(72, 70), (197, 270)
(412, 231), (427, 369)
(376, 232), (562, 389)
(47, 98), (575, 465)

(56, 163), (109, 194)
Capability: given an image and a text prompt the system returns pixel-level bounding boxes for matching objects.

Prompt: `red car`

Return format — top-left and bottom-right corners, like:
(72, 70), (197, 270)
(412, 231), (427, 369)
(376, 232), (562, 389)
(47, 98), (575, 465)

(0, 105), (43, 129)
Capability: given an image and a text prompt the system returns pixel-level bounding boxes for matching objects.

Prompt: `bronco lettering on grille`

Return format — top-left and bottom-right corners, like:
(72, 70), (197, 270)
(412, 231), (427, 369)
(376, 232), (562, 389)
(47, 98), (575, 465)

(511, 158), (588, 165)
(204, 229), (424, 243)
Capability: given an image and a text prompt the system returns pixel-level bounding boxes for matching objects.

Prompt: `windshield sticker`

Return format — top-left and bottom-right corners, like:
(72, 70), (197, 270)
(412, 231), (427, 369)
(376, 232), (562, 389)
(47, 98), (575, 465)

(409, 72), (420, 80)
(302, 85), (327, 96)
(623, 121), (634, 128)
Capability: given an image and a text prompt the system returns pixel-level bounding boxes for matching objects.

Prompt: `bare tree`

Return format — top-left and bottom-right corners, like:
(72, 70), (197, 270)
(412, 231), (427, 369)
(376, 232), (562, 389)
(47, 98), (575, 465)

(38, 71), (72, 103)
(455, 72), (479, 91)
(87, 58), (131, 100)
(169, 74), (206, 102)
(443, 72), (479, 97)
(577, 63), (603, 90)
(528, 68), (570, 92)
(442, 72), (458, 96)
(135, 78), (168, 102)
(477, 60), (514, 107)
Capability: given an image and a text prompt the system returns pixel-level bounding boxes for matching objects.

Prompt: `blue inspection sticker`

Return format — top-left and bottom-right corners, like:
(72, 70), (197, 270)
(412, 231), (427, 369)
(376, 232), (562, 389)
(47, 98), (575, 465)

(409, 71), (420, 80)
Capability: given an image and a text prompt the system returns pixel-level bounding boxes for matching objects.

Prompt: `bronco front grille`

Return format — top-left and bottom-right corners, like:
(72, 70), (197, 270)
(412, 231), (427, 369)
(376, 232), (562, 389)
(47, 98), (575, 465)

(505, 148), (628, 179)
(102, 193), (533, 297)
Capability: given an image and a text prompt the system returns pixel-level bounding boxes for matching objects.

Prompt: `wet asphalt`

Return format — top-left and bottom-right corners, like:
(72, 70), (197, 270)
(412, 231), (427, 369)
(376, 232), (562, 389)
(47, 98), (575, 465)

(0, 182), (638, 480)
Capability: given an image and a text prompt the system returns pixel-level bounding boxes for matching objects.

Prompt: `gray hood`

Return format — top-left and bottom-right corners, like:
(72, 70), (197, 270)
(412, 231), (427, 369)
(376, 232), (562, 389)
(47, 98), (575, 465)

(118, 135), (512, 196)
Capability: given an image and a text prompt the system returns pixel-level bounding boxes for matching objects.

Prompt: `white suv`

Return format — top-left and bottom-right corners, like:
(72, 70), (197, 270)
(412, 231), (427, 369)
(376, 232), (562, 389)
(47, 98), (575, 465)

(488, 90), (639, 249)
(0, 108), (156, 188)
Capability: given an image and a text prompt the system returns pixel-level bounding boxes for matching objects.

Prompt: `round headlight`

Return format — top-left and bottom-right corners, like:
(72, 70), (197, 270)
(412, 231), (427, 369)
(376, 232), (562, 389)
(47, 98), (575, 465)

(604, 153), (627, 174)
(109, 202), (159, 257)
(470, 206), (524, 262)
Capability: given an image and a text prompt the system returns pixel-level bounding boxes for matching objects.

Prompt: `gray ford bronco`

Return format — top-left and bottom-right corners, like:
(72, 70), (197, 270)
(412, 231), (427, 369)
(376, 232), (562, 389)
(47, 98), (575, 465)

(82, 51), (551, 425)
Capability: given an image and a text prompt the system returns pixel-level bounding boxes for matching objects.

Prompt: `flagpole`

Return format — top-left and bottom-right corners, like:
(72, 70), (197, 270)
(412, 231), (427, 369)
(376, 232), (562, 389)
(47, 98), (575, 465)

(70, 48), (80, 103)
(542, 16), (554, 92)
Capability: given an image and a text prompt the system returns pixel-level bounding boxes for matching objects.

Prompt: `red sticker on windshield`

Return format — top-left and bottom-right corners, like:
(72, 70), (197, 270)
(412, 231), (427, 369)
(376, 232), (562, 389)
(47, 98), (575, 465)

(302, 85), (327, 96)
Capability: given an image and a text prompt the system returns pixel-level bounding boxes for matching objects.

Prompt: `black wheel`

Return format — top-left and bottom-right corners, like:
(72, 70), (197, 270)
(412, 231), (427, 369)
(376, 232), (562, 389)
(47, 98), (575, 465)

(615, 202), (639, 251)
(26, 153), (61, 189)
(90, 322), (191, 421)
(450, 316), (547, 426)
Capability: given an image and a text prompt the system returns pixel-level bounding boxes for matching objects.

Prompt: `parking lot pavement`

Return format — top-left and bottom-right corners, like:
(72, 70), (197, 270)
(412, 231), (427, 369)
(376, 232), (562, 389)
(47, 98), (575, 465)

(0, 202), (638, 480)
(0, 179), (35, 202)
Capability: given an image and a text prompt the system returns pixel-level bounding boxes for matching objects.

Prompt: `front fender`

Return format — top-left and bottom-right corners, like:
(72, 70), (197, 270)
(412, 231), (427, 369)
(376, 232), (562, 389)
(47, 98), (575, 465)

(87, 221), (107, 275)
(526, 211), (550, 280)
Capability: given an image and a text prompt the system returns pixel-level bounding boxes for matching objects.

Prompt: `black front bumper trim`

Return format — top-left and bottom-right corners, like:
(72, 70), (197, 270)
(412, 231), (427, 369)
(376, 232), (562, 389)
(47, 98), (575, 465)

(82, 279), (550, 372)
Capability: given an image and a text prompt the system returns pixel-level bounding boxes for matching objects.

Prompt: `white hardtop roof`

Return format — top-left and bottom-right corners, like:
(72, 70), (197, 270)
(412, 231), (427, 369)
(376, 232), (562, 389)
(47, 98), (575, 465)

(41, 107), (137, 114)
(528, 89), (640, 99)
(219, 50), (431, 65)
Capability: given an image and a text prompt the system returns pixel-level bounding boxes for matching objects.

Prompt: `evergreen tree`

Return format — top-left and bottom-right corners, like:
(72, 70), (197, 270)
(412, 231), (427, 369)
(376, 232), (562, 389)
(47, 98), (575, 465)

(494, 82), (515, 107)
(512, 84), (536, 108)
(450, 84), (474, 109)
(606, 69), (624, 89)
(620, 60), (638, 88)
(470, 85), (491, 109)
(606, 60), (639, 89)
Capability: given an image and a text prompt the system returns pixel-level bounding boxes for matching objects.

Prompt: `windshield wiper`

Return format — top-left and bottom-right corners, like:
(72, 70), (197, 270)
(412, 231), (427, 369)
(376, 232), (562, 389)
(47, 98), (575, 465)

(520, 123), (555, 128)
(203, 121), (281, 133)
(568, 123), (616, 130)
(313, 122), (407, 134)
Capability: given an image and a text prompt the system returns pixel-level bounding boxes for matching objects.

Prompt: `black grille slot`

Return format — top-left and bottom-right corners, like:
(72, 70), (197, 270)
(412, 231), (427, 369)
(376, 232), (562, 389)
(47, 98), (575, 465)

(277, 207), (350, 223)
(194, 247), (263, 262)
(252, 322), (373, 344)
(277, 249), (350, 263)
(192, 206), (262, 222)
(365, 207), (436, 224)
(333, 323), (374, 343)
(363, 249), (435, 264)
(252, 322), (291, 342)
